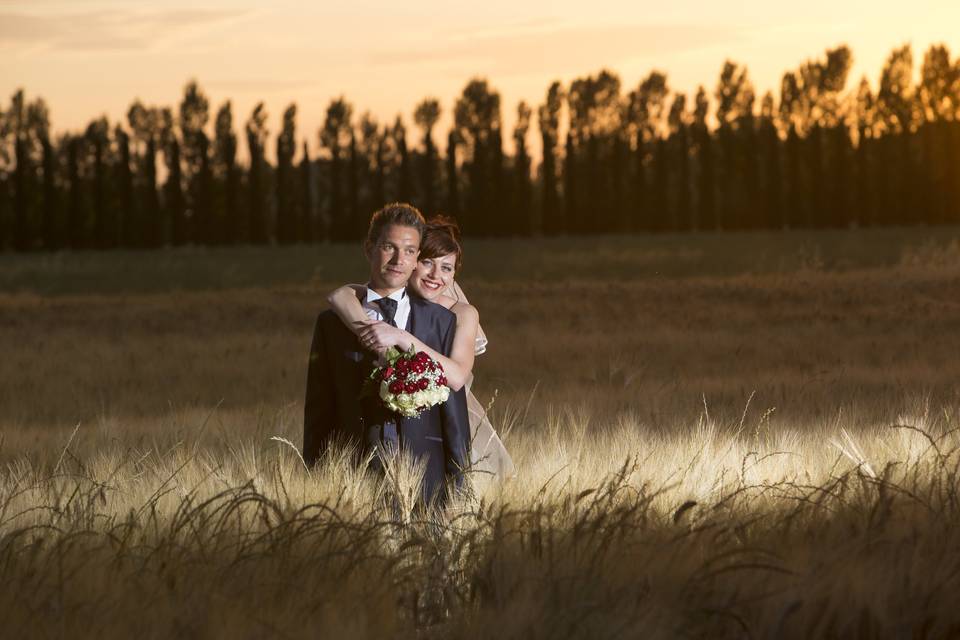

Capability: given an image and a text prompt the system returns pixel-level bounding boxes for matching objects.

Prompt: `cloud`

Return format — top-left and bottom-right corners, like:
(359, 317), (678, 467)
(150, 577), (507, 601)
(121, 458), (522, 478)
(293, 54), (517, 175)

(368, 22), (747, 77)
(0, 8), (248, 52)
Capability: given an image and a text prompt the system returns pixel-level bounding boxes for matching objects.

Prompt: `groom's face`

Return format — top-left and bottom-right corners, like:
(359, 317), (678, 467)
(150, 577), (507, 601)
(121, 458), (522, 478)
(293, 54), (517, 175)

(366, 224), (421, 291)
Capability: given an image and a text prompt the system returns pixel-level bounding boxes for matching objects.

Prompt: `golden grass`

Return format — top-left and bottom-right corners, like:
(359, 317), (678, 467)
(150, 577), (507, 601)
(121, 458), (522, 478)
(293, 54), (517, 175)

(2, 227), (960, 637)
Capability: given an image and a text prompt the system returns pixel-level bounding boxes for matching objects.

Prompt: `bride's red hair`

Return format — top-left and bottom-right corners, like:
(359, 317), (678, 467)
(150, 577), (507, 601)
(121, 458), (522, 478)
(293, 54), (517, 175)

(420, 215), (463, 272)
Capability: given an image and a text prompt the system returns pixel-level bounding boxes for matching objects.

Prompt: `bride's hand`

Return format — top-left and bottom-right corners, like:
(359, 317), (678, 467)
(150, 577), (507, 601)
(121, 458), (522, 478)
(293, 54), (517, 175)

(357, 320), (412, 354)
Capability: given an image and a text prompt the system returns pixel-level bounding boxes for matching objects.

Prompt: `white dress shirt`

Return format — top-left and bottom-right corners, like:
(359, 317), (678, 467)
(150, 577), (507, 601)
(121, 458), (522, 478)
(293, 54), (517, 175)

(363, 286), (411, 330)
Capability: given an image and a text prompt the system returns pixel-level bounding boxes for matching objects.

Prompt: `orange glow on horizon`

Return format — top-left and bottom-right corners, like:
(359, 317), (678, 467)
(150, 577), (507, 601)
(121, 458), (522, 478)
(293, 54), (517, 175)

(2, 0), (959, 157)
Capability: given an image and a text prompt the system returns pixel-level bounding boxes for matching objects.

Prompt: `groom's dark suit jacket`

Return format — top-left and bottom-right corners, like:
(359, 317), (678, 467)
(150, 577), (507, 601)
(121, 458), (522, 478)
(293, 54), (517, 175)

(303, 294), (470, 501)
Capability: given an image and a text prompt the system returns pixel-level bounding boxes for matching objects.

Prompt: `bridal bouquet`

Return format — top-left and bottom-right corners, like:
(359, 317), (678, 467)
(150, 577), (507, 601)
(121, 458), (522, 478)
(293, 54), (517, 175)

(369, 345), (450, 417)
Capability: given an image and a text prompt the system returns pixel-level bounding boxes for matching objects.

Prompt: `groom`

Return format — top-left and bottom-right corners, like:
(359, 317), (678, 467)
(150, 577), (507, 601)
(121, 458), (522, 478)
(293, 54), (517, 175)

(303, 203), (470, 503)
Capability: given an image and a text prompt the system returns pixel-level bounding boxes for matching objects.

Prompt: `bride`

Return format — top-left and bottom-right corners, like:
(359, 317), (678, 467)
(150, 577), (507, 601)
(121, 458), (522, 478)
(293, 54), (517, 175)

(326, 216), (514, 480)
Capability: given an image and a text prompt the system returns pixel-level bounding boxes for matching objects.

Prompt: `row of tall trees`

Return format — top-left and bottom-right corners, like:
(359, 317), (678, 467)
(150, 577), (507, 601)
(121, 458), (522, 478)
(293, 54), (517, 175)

(1, 42), (959, 251)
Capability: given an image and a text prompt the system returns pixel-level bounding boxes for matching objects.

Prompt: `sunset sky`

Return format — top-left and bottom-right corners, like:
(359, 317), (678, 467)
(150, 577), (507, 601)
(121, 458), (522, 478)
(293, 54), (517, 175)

(2, 0), (959, 153)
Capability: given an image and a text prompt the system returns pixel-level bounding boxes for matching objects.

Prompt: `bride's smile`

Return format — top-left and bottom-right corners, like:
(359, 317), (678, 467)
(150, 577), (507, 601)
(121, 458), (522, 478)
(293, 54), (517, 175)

(419, 278), (443, 293)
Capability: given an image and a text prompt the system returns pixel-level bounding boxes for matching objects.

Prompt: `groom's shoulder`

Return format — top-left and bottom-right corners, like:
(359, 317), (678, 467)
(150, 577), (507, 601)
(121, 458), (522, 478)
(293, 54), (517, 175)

(313, 308), (351, 336)
(314, 308), (338, 325)
(316, 307), (338, 320)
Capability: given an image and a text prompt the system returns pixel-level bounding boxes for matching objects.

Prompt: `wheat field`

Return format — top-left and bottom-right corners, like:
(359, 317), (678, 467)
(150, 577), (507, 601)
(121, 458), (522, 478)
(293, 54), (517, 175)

(2, 227), (960, 638)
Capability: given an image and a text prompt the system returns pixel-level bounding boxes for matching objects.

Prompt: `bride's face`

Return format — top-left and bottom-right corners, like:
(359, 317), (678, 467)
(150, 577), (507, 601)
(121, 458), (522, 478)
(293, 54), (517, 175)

(410, 253), (457, 300)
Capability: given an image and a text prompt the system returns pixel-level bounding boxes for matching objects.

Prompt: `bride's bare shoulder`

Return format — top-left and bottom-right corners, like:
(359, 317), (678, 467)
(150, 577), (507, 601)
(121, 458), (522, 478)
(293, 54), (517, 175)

(431, 293), (479, 325)
(450, 301), (479, 324)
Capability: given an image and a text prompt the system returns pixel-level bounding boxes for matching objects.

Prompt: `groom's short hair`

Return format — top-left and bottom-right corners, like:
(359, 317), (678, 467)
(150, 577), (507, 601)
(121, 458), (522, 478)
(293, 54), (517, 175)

(364, 203), (426, 249)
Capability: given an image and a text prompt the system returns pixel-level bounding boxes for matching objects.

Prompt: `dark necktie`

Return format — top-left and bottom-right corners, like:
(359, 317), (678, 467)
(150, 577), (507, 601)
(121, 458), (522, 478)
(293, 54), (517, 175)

(375, 297), (399, 327)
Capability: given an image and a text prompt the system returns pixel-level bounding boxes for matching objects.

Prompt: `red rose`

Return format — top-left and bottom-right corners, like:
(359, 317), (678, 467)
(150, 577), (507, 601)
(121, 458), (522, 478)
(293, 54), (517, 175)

(389, 381), (403, 394)
(438, 376), (447, 386)
(418, 378), (429, 390)
(383, 366), (395, 379)
(404, 383), (416, 394)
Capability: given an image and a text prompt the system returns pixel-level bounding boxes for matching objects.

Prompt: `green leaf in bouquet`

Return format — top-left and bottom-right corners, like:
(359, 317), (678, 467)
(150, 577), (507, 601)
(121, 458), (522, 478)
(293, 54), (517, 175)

(384, 346), (402, 365)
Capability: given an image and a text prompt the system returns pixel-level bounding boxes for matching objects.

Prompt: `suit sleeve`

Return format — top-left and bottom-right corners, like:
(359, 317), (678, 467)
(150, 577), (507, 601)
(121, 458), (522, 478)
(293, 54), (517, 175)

(303, 315), (336, 468)
(438, 313), (471, 482)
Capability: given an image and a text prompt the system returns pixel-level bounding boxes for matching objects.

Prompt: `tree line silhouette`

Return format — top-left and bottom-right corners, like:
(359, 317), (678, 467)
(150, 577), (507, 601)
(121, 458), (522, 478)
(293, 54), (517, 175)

(1, 42), (958, 251)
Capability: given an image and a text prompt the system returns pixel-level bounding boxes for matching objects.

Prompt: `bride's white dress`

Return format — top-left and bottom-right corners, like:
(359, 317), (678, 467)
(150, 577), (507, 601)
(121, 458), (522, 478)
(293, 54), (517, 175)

(444, 280), (514, 480)
(465, 334), (515, 480)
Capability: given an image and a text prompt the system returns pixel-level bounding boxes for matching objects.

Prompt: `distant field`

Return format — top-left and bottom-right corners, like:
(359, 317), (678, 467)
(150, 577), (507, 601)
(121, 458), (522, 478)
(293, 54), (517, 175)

(1, 227), (960, 638)
(2, 225), (959, 295)
(2, 226), (959, 438)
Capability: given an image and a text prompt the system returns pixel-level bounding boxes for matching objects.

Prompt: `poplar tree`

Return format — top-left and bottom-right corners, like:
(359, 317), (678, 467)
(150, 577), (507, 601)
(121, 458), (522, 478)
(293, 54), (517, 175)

(115, 124), (134, 246)
(918, 45), (955, 223)
(714, 61), (754, 229)
(276, 103), (297, 244)
(160, 108), (184, 246)
(854, 78), (876, 227)
(299, 141), (313, 242)
(245, 102), (269, 243)
(128, 100), (161, 247)
(213, 101), (238, 244)
(414, 98), (440, 215)
(779, 72), (803, 228)
(758, 92), (782, 228)
(10, 91), (33, 250)
(692, 87), (715, 230)
(32, 100), (58, 249)
(513, 101), (533, 234)
(66, 135), (83, 249)
(358, 113), (382, 221)
(393, 116), (412, 205)
(348, 128), (360, 232)
(179, 81), (212, 244)
(626, 72), (668, 231)
(321, 97), (351, 241)
(85, 117), (110, 248)
(454, 78), (501, 234)
(0, 100), (9, 249)
(563, 131), (577, 233)
(570, 70), (623, 233)
(876, 45), (916, 225)
(538, 81), (563, 235)
(445, 129), (460, 217)
(668, 93), (692, 231)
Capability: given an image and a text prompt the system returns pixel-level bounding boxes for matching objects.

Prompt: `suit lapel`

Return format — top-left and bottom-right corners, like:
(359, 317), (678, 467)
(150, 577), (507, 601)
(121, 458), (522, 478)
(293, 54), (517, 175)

(406, 294), (419, 336)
